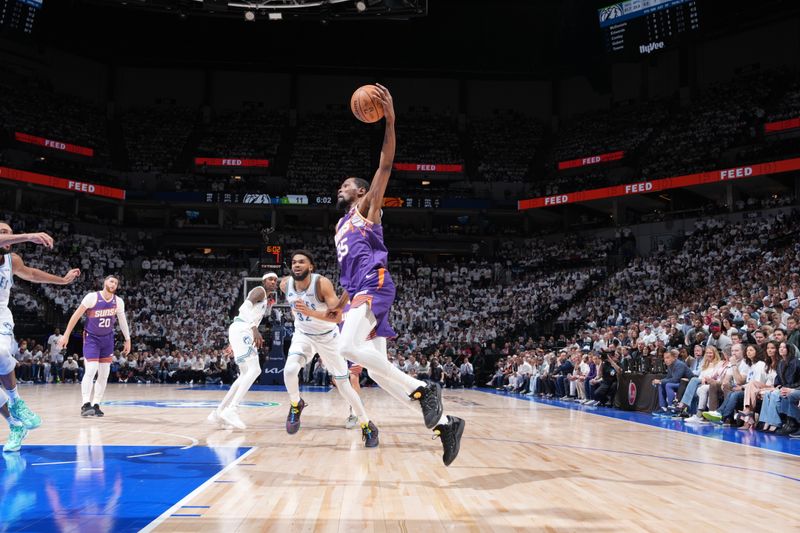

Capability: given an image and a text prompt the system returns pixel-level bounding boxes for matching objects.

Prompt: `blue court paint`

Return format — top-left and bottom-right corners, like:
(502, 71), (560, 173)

(171, 514), (202, 517)
(0, 445), (248, 532)
(477, 389), (800, 457)
(178, 384), (331, 393)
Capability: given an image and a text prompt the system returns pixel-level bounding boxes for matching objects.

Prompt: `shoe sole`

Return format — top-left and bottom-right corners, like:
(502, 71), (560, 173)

(443, 417), (466, 467)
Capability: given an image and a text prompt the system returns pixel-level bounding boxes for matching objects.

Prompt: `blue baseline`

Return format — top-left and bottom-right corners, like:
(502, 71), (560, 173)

(0, 445), (248, 532)
(477, 388), (800, 457)
(178, 384), (331, 392)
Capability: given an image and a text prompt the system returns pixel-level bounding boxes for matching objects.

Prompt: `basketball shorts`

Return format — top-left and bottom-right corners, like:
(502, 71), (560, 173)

(83, 332), (114, 363)
(289, 329), (349, 381)
(229, 320), (259, 365)
(0, 307), (17, 375)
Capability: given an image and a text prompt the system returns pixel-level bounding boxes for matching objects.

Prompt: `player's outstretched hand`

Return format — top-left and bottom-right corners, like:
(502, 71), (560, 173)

(254, 333), (264, 349)
(374, 83), (394, 124)
(25, 232), (54, 248)
(223, 345), (233, 357)
(62, 268), (81, 284)
(121, 339), (131, 357)
(56, 336), (68, 351)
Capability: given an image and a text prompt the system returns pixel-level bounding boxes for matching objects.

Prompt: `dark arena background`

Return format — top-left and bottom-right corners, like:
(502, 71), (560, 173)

(1, 0), (800, 531)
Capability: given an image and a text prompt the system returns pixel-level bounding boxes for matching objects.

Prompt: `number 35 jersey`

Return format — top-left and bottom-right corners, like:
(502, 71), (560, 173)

(334, 206), (390, 296)
(285, 274), (333, 335)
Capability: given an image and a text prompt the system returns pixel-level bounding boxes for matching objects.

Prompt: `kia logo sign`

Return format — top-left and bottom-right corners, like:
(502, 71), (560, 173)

(263, 367), (285, 374)
(628, 381), (637, 406)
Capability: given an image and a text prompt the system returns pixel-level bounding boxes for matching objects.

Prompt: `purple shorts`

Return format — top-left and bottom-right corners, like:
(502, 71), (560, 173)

(83, 332), (114, 363)
(344, 267), (397, 339)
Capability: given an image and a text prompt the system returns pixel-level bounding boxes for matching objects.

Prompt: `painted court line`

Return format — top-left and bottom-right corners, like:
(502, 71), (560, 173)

(180, 505), (211, 509)
(139, 446), (256, 533)
(126, 452), (164, 458)
(31, 460), (78, 466)
(475, 389), (800, 460)
(127, 430), (199, 450)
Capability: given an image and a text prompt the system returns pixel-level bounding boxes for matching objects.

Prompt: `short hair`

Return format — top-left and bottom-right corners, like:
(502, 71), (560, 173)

(291, 249), (315, 267)
(347, 176), (370, 191)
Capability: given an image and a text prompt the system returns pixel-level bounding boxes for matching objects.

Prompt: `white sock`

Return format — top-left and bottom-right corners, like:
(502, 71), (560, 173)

(283, 354), (305, 405)
(92, 363), (111, 405)
(6, 386), (20, 405)
(81, 361), (99, 405)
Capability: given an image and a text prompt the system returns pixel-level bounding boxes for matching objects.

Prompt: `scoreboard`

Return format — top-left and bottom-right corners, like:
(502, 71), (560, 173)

(0, 0), (42, 34)
(260, 245), (283, 270)
(599, 0), (700, 56)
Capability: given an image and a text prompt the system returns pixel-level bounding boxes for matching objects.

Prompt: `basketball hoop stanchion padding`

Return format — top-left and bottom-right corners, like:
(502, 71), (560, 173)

(261, 304), (290, 385)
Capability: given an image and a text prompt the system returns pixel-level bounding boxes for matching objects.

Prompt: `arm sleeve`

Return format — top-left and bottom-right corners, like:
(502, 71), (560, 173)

(81, 292), (98, 309)
(116, 297), (131, 340)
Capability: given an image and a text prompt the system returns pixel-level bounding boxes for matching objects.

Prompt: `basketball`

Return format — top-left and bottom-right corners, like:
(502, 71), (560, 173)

(350, 85), (384, 123)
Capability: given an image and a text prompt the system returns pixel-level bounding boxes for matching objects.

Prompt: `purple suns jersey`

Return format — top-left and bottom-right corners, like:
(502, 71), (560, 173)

(85, 292), (118, 336)
(335, 206), (389, 294)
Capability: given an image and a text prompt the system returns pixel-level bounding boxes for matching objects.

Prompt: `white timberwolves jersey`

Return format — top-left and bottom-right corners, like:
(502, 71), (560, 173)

(285, 274), (332, 335)
(0, 253), (13, 308)
(235, 288), (272, 328)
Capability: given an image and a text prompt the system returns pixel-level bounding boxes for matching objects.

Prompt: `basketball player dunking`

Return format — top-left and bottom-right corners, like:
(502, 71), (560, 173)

(0, 223), (81, 453)
(333, 84), (465, 466)
(59, 275), (131, 417)
(279, 250), (376, 446)
(208, 272), (278, 430)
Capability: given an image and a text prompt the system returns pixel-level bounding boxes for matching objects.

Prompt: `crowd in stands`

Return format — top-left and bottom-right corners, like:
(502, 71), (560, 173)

(122, 106), (197, 172)
(470, 111), (542, 182)
(394, 110), (463, 165)
(0, 77), (109, 165)
(641, 71), (777, 179)
(286, 112), (373, 198)
(765, 77), (800, 123)
(549, 102), (667, 167)
(196, 108), (285, 159)
(2, 67), (800, 206)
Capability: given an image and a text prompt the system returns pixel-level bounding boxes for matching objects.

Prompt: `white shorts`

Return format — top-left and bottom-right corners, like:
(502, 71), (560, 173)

(0, 307), (16, 375)
(288, 329), (349, 380)
(228, 321), (258, 365)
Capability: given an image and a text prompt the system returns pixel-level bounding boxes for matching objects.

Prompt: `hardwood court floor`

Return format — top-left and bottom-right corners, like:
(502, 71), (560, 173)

(4, 383), (800, 532)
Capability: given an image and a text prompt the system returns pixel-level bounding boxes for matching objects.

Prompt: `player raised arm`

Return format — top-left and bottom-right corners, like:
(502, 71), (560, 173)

(11, 254), (80, 285)
(242, 286), (267, 348)
(293, 276), (348, 323)
(362, 83), (395, 225)
(0, 232), (55, 249)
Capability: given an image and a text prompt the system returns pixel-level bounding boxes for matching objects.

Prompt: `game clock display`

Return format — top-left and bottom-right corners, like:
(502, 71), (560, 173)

(599, 0), (699, 56)
(261, 245), (283, 269)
